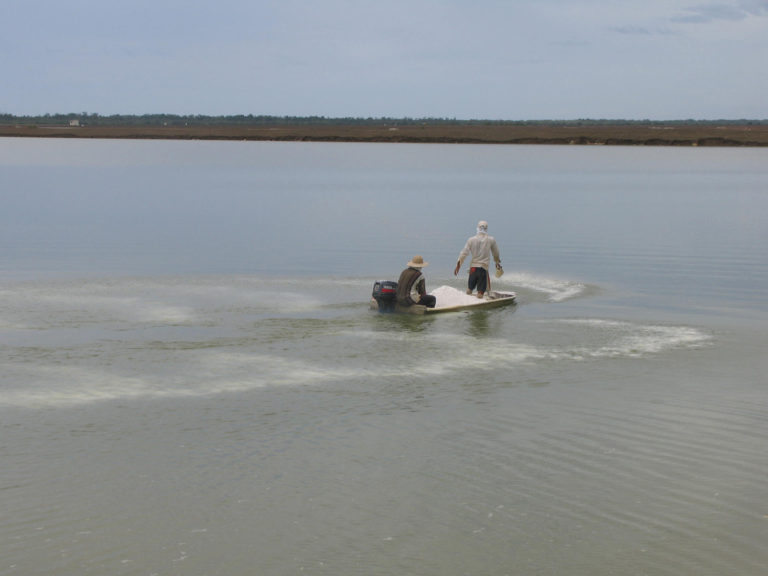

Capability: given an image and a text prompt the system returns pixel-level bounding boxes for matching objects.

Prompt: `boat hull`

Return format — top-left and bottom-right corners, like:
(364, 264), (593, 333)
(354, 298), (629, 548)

(370, 290), (516, 315)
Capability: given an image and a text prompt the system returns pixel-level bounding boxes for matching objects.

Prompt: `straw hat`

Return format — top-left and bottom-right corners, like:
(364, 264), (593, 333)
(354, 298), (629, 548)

(407, 255), (428, 268)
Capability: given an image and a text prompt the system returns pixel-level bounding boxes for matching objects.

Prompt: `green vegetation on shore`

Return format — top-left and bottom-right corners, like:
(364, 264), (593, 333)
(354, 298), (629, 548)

(2, 113), (767, 128)
(4, 114), (768, 146)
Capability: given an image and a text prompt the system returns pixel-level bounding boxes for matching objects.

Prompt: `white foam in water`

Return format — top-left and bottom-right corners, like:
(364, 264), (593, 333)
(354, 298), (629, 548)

(344, 319), (710, 377)
(0, 317), (711, 408)
(0, 278), (330, 330)
(551, 319), (711, 358)
(0, 351), (362, 408)
(0, 276), (711, 409)
(502, 271), (587, 302)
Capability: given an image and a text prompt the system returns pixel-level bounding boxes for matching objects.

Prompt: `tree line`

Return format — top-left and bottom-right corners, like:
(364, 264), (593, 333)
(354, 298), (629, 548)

(1, 113), (766, 127)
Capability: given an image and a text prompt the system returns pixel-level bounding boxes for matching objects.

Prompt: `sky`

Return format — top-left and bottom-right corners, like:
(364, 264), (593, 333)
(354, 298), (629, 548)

(2, 0), (767, 120)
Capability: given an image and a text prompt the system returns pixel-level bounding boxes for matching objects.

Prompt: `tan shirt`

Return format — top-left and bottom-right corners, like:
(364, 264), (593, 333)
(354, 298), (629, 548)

(458, 232), (500, 270)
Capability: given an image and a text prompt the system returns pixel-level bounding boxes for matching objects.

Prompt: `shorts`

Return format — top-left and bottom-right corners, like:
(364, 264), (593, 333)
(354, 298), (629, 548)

(468, 267), (489, 293)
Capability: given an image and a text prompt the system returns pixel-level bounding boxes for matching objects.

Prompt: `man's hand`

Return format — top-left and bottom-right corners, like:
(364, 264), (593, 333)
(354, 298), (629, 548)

(454, 262), (461, 276)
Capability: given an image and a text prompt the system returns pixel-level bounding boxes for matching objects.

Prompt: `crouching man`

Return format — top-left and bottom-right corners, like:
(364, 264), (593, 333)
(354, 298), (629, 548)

(396, 255), (436, 308)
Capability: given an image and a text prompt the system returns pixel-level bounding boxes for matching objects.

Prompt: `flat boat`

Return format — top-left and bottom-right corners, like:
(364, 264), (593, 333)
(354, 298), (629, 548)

(370, 282), (516, 314)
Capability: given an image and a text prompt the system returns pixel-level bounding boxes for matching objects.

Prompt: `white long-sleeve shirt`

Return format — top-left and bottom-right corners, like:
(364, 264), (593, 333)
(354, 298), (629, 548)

(457, 232), (500, 270)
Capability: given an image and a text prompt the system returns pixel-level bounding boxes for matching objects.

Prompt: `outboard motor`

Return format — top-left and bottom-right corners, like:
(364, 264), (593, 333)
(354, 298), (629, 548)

(371, 280), (398, 312)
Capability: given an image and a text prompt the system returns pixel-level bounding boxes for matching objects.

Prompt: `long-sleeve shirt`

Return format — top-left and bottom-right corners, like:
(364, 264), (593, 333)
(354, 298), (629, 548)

(396, 267), (426, 306)
(458, 232), (500, 270)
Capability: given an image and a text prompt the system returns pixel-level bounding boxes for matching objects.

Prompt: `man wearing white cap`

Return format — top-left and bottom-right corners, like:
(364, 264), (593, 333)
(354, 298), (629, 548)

(454, 220), (503, 298)
(396, 255), (437, 308)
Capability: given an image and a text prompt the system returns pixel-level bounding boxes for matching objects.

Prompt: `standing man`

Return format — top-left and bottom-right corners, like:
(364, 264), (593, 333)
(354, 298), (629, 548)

(454, 220), (502, 298)
(397, 255), (437, 308)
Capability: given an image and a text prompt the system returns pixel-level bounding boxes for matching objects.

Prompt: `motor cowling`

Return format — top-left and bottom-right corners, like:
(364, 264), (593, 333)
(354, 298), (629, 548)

(372, 280), (398, 312)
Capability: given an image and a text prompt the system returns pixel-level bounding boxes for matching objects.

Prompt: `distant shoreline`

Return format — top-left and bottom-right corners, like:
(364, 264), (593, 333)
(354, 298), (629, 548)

(3, 123), (768, 146)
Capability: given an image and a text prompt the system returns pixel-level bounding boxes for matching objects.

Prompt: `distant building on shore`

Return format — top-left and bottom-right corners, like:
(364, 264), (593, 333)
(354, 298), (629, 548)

(69, 119), (80, 127)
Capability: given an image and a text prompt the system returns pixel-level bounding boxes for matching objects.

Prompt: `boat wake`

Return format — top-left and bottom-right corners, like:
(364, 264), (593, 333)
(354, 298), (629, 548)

(0, 275), (710, 409)
(496, 271), (589, 302)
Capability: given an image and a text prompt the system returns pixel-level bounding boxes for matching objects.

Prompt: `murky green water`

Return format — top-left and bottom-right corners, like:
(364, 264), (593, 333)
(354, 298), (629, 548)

(1, 139), (767, 575)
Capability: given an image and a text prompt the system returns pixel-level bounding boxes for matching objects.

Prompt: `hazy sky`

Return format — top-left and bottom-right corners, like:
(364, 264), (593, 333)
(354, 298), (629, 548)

(3, 0), (767, 119)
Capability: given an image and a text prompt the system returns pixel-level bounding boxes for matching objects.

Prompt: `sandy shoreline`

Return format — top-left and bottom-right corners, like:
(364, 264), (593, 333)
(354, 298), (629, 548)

(2, 123), (768, 146)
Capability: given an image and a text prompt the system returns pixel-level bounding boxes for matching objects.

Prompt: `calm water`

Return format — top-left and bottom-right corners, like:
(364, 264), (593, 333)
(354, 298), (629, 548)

(1, 138), (767, 575)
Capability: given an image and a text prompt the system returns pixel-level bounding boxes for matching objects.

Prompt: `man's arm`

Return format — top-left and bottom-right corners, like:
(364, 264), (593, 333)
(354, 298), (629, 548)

(491, 239), (501, 265)
(455, 239), (471, 275)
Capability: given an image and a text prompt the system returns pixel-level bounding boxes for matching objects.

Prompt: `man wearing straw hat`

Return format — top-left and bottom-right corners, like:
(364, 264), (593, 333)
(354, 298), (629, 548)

(454, 220), (503, 298)
(396, 255), (437, 308)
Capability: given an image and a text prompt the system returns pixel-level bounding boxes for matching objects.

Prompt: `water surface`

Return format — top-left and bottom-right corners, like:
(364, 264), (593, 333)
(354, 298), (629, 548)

(1, 139), (767, 575)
